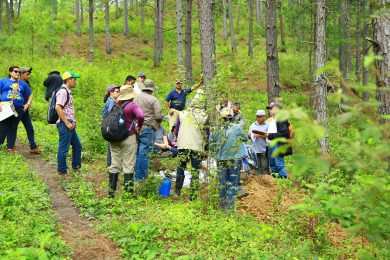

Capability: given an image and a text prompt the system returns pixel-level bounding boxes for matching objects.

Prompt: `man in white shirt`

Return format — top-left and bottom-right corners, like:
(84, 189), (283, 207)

(248, 109), (269, 175)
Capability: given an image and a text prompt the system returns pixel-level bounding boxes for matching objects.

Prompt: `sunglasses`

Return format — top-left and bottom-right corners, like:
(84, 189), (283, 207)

(13, 70), (20, 73)
(113, 90), (120, 93)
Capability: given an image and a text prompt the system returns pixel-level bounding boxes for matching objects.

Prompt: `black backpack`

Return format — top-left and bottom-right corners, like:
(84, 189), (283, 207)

(47, 87), (69, 124)
(101, 101), (133, 142)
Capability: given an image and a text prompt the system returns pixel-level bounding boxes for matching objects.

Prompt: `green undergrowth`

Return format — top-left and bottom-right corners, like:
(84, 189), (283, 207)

(0, 152), (70, 259)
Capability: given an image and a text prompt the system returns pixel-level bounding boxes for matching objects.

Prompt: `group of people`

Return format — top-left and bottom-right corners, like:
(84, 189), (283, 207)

(0, 67), (293, 210)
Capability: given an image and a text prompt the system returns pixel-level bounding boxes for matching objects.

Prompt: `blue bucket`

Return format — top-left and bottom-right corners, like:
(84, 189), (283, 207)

(158, 177), (171, 197)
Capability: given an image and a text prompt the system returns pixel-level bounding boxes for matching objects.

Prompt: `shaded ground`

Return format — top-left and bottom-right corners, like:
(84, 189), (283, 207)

(15, 143), (121, 260)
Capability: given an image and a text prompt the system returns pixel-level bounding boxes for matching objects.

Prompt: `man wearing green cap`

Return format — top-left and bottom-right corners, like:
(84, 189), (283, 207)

(55, 71), (82, 175)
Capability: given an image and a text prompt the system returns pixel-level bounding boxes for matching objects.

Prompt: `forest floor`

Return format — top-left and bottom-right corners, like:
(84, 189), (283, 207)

(15, 142), (121, 260)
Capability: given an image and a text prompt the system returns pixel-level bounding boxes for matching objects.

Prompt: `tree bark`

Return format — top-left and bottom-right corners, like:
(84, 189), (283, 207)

(248, 0), (254, 57)
(17, 0), (21, 17)
(105, 0), (112, 54)
(185, 0), (192, 84)
(141, 0), (145, 28)
(176, 0), (183, 71)
(346, 1), (352, 74)
(338, 0), (348, 94)
(278, 1), (286, 51)
(123, 0), (129, 38)
(115, 0), (119, 19)
(81, 0), (84, 25)
(222, 0), (227, 42)
(236, 0), (240, 28)
(266, 0), (280, 103)
(88, 0), (94, 63)
(314, 0), (329, 154)
(362, 0), (369, 101)
(355, 0), (361, 82)
(76, 0), (81, 36)
(372, 0), (390, 125)
(228, 0), (236, 52)
(130, 0), (134, 9)
(5, 0), (12, 34)
(198, 0), (216, 84)
(10, 0), (13, 17)
(153, 0), (164, 67)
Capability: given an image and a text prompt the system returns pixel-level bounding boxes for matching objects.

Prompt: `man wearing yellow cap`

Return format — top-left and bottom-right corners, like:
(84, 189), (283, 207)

(55, 71), (82, 175)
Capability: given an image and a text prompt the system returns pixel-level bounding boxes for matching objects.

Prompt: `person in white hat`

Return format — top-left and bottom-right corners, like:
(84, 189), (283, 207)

(248, 109), (269, 175)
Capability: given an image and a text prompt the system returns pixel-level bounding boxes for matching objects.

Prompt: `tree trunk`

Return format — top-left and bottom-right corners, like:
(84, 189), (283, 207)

(346, 1), (352, 74)
(355, 0), (361, 82)
(176, 0), (183, 71)
(141, 0), (145, 28)
(153, 0), (164, 67)
(105, 0), (112, 54)
(296, 0), (302, 50)
(5, 0), (12, 34)
(314, 0), (329, 154)
(123, 0), (129, 38)
(373, 0), (390, 125)
(278, 1), (286, 51)
(266, 0), (280, 103)
(198, 0), (216, 84)
(81, 0), (84, 25)
(76, 0), (81, 36)
(10, 0), (13, 17)
(17, 0), (21, 17)
(309, 5), (314, 81)
(236, 0), (240, 28)
(52, 0), (58, 17)
(362, 0), (369, 101)
(228, 0), (236, 52)
(222, 0), (227, 42)
(185, 0), (192, 84)
(88, 0), (94, 63)
(115, 0), (119, 19)
(248, 0), (254, 57)
(130, 0), (134, 9)
(338, 0), (348, 94)
(0, 0), (3, 32)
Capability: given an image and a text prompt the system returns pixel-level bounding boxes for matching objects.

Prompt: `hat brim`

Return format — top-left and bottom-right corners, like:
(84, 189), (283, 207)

(140, 85), (157, 92)
(117, 92), (136, 101)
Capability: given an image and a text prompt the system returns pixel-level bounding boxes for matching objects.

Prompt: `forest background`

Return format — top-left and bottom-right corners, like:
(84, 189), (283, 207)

(0, 0), (389, 258)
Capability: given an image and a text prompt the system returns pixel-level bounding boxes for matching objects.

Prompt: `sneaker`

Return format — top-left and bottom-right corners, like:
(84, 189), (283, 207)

(7, 148), (15, 155)
(30, 147), (41, 154)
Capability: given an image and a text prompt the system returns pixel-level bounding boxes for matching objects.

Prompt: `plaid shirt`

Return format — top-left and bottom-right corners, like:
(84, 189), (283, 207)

(56, 84), (75, 124)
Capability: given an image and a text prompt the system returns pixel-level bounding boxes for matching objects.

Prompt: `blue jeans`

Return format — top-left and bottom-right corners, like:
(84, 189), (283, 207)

(0, 106), (24, 149)
(268, 143), (288, 178)
(135, 127), (155, 180)
(218, 160), (241, 210)
(57, 122), (82, 173)
(20, 109), (37, 149)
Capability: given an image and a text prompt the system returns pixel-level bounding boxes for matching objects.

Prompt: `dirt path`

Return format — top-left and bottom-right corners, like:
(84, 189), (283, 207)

(16, 144), (121, 260)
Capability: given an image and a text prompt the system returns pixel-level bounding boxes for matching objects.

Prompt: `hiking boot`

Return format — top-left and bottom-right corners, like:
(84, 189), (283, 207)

(108, 172), (119, 198)
(7, 148), (15, 155)
(236, 187), (249, 199)
(30, 147), (41, 154)
(58, 172), (67, 175)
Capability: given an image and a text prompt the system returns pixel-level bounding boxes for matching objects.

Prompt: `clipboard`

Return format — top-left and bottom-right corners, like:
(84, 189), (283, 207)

(0, 102), (18, 121)
(252, 129), (267, 135)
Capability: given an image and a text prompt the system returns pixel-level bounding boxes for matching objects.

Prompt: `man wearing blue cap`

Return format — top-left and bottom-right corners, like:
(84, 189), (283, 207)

(55, 71), (82, 175)
(134, 72), (146, 94)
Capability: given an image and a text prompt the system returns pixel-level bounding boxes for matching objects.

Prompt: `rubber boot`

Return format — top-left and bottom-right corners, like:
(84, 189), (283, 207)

(175, 169), (185, 196)
(108, 172), (119, 198)
(124, 173), (134, 193)
(189, 170), (200, 201)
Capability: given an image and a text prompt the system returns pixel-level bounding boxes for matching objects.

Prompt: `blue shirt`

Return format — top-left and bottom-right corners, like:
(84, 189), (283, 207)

(248, 121), (268, 153)
(0, 78), (31, 107)
(210, 123), (248, 161)
(102, 96), (117, 117)
(165, 88), (192, 111)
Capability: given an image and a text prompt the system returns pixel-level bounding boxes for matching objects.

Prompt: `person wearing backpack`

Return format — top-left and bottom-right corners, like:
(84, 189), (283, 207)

(43, 71), (63, 101)
(0, 65), (32, 155)
(107, 85), (144, 197)
(265, 102), (293, 179)
(55, 71), (82, 175)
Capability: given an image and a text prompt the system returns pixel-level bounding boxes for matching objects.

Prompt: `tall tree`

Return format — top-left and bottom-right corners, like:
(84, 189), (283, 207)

(123, 0), (129, 38)
(153, 0), (164, 67)
(115, 0), (119, 19)
(141, 0), (145, 28)
(228, 0), (237, 52)
(198, 0), (216, 84)
(345, 1), (352, 74)
(338, 0), (348, 94)
(248, 0), (254, 57)
(278, 1), (286, 51)
(0, 0), (3, 32)
(355, 0), (361, 82)
(372, 0), (390, 125)
(266, 0), (280, 103)
(76, 0), (81, 36)
(222, 0), (228, 42)
(362, 0), (369, 101)
(236, 0), (240, 28)
(10, 0), (14, 17)
(17, 0), (21, 17)
(81, 0), (84, 25)
(104, 0), (112, 54)
(256, 0), (263, 27)
(5, 0), (12, 34)
(184, 0), (192, 83)
(176, 0), (183, 71)
(314, 0), (329, 154)
(88, 0), (94, 63)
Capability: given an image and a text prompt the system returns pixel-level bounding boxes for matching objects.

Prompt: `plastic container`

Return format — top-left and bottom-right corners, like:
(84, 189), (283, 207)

(158, 177), (171, 197)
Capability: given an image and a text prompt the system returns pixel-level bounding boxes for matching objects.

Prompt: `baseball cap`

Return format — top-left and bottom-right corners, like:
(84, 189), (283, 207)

(138, 72), (146, 77)
(176, 79), (183, 84)
(256, 110), (266, 116)
(62, 71), (80, 80)
(20, 67), (32, 73)
(266, 102), (282, 109)
(106, 85), (119, 94)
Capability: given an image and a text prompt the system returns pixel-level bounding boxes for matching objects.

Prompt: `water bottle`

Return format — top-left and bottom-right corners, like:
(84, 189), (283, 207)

(158, 178), (171, 197)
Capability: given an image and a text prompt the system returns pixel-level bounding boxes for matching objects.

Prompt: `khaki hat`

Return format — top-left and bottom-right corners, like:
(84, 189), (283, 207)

(20, 67), (32, 73)
(118, 85), (136, 101)
(140, 79), (157, 92)
(266, 102), (282, 109)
